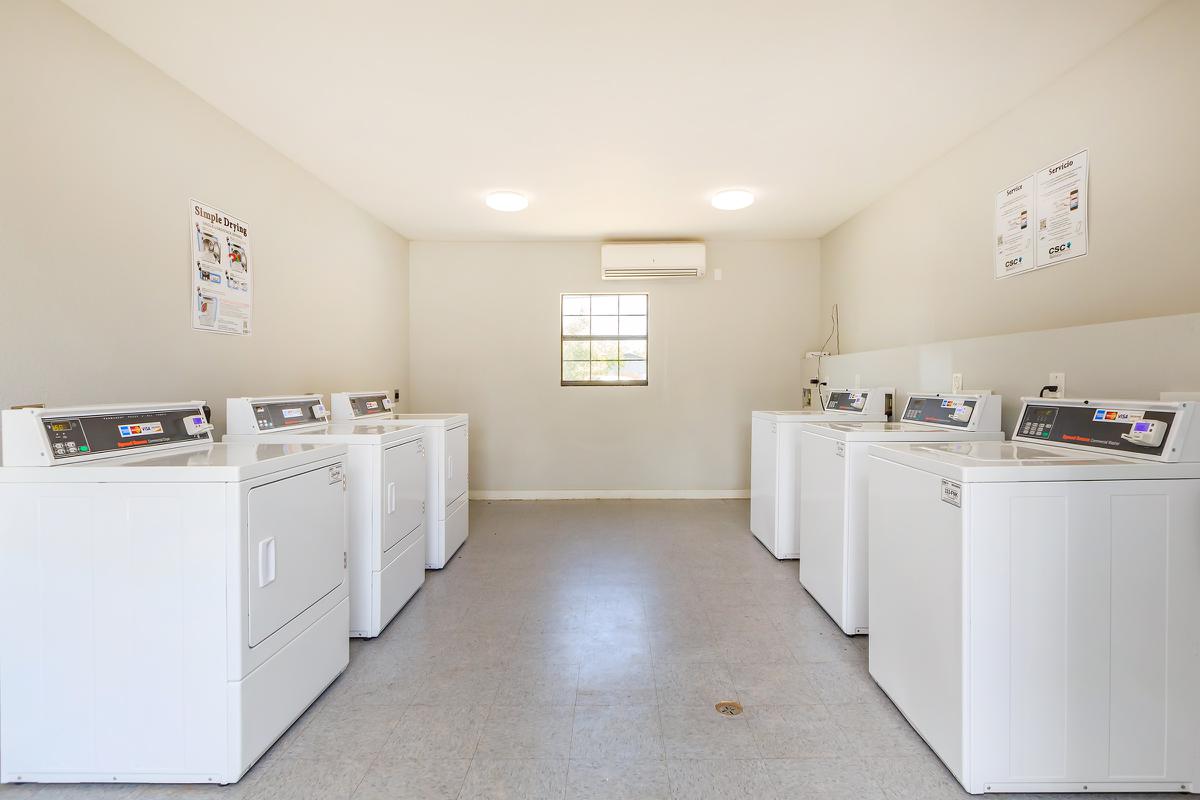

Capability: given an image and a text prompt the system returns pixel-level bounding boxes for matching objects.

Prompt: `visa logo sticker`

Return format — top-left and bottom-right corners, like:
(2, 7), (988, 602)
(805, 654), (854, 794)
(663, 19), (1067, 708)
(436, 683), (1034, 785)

(941, 480), (962, 507)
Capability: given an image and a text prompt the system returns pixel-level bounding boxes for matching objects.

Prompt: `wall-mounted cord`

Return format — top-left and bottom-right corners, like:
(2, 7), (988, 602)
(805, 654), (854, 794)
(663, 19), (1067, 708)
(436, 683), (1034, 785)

(813, 304), (841, 402)
(1039, 385), (1059, 398)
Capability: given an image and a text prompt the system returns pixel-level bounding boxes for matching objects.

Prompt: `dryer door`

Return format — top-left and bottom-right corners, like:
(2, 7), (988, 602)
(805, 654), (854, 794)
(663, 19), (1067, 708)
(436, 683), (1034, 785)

(383, 439), (425, 553)
(445, 425), (469, 507)
(247, 464), (346, 647)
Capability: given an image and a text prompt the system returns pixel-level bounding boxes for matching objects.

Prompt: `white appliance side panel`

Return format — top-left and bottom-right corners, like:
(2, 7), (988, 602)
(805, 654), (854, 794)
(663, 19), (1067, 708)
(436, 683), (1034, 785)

(773, 422), (798, 558)
(867, 458), (966, 781)
(345, 446), (379, 637)
(383, 439), (426, 553)
(798, 432), (849, 631)
(0, 484), (228, 780)
(247, 466), (346, 647)
(749, 416), (778, 552)
(1109, 493), (1169, 777)
(968, 480), (1200, 790)
(843, 445), (873, 633)
(445, 424), (468, 508)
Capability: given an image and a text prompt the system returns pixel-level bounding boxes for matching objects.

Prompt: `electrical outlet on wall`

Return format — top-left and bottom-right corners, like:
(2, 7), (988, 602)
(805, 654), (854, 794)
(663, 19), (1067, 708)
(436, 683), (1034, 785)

(1049, 372), (1066, 398)
(951, 373), (963, 393)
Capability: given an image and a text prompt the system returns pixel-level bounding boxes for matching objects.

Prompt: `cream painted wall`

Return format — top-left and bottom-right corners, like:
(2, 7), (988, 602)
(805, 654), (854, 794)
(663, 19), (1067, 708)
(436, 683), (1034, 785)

(819, 0), (1200, 354)
(0, 0), (410, 440)
(816, 312), (1200, 434)
(409, 241), (821, 496)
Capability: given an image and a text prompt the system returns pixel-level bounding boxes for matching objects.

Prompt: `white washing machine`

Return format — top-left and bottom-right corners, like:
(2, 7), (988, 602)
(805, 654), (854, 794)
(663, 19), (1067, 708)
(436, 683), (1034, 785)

(0, 402), (350, 785)
(750, 388), (893, 559)
(867, 397), (1200, 795)
(331, 391), (468, 569)
(797, 392), (1004, 635)
(226, 395), (427, 638)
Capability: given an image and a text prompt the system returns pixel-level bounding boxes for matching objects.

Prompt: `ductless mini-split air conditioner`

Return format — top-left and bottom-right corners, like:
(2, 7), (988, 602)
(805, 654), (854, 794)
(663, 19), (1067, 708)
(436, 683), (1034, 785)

(600, 242), (706, 280)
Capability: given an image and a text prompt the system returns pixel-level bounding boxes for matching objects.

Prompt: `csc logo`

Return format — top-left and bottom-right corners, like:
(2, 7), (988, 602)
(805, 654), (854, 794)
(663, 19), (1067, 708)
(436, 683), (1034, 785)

(1005, 257), (1023, 269)
(1048, 242), (1073, 257)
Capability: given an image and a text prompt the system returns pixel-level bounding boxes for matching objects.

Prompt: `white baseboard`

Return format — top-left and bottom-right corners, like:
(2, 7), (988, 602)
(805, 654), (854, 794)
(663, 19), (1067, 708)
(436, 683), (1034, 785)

(469, 489), (749, 501)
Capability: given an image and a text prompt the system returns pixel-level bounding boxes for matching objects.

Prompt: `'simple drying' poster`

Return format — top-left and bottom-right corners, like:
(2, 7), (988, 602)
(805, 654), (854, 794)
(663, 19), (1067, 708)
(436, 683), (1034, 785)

(190, 199), (253, 335)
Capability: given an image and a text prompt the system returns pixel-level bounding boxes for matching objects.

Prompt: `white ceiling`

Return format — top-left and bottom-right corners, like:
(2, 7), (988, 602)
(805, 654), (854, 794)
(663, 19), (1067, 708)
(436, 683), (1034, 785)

(66, 0), (1160, 241)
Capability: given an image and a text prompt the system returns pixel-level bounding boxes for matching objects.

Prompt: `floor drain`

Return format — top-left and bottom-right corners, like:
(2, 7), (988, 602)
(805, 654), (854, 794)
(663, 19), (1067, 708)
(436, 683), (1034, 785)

(715, 701), (743, 716)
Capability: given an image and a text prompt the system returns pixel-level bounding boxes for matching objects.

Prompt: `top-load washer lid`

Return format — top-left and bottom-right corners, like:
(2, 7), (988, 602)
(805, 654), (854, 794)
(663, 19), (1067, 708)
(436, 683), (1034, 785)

(867, 439), (1200, 482)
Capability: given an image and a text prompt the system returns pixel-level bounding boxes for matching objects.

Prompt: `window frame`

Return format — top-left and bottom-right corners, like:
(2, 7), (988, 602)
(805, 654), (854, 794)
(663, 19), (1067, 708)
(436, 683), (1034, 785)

(560, 292), (649, 387)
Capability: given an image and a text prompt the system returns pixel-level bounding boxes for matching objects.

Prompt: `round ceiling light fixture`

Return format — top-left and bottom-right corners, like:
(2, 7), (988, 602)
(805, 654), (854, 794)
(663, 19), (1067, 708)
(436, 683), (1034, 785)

(485, 191), (529, 212)
(711, 189), (755, 211)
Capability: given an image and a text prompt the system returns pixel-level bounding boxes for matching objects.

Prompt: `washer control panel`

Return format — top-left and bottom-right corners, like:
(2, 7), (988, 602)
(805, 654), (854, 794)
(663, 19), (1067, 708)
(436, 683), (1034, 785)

(825, 391), (869, 412)
(1016, 402), (1177, 457)
(901, 395), (978, 428)
(40, 407), (211, 460)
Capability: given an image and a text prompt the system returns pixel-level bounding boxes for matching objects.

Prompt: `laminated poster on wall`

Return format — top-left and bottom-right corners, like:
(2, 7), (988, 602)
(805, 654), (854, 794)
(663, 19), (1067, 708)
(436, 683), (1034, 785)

(1034, 148), (1088, 269)
(993, 174), (1036, 279)
(190, 199), (253, 335)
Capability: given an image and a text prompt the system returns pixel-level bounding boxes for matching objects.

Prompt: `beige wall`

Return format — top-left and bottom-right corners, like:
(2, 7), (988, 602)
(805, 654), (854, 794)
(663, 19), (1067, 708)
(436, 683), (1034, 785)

(816, 312), (1200, 434)
(819, 0), (1200, 354)
(409, 241), (821, 496)
(0, 0), (410, 440)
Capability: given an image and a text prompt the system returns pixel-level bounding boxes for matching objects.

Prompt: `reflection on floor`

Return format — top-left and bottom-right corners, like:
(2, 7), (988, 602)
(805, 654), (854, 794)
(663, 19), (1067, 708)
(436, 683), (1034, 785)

(0, 500), (1140, 799)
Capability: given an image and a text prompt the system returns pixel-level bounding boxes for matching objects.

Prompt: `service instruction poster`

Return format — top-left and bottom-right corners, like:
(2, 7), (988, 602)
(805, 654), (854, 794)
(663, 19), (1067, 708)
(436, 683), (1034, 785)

(993, 175), (1035, 279)
(190, 199), (253, 335)
(1034, 149), (1088, 268)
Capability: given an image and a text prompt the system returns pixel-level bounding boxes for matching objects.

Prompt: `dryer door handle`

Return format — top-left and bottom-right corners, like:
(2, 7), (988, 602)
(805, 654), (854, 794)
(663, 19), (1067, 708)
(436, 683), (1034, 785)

(258, 537), (276, 587)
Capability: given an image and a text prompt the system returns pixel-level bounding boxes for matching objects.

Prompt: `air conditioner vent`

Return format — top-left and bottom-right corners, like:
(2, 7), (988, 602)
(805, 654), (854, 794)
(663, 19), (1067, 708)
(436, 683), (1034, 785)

(601, 242), (706, 280)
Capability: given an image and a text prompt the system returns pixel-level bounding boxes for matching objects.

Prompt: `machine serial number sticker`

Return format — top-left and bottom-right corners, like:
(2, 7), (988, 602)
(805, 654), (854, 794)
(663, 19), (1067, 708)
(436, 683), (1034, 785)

(835, 443), (845, 457)
(940, 480), (962, 507)
(329, 465), (345, 484)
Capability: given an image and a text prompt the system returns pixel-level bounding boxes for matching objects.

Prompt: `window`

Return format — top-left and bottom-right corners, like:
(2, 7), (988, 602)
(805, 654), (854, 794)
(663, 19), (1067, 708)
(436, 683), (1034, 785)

(561, 293), (648, 386)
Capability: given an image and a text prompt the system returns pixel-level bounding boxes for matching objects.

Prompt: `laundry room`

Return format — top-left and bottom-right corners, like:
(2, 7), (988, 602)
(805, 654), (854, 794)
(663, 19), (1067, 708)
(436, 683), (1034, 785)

(1, 1), (1199, 799)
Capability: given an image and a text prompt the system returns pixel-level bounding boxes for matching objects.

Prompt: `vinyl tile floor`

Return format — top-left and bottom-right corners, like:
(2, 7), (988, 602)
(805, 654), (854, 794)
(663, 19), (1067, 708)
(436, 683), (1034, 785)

(0, 501), (1171, 800)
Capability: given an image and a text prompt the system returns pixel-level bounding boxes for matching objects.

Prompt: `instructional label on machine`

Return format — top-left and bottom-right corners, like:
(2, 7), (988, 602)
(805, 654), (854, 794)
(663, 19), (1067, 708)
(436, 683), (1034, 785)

(190, 199), (253, 335)
(994, 175), (1035, 279)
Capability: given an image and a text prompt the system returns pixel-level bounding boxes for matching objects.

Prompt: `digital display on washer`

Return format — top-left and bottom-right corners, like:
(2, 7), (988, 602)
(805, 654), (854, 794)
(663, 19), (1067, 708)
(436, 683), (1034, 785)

(349, 393), (392, 417)
(1016, 403), (1175, 456)
(42, 408), (208, 459)
(825, 391), (868, 412)
(253, 400), (327, 431)
(901, 397), (976, 427)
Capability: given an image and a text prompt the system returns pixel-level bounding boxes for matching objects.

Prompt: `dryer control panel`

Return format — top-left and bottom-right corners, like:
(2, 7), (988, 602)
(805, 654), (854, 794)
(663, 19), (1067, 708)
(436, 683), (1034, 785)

(226, 396), (328, 435)
(1014, 399), (1195, 460)
(2, 403), (212, 466)
(331, 391), (394, 420)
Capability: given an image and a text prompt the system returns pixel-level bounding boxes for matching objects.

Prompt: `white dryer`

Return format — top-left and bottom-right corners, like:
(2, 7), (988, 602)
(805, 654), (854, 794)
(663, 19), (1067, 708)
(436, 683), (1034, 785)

(226, 395), (427, 638)
(867, 397), (1200, 794)
(331, 391), (468, 569)
(750, 388), (893, 559)
(797, 392), (1004, 635)
(0, 402), (349, 785)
